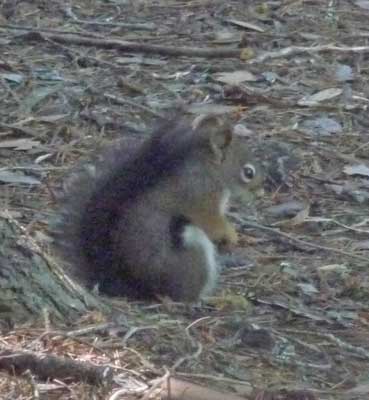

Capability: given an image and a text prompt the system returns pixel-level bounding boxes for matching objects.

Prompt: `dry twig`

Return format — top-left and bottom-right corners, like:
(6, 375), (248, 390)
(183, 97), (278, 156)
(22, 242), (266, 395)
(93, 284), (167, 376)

(252, 44), (369, 63)
(0, 348), (113, 385)
(240, 219), (368, 262)
(18, 31), (242, 58)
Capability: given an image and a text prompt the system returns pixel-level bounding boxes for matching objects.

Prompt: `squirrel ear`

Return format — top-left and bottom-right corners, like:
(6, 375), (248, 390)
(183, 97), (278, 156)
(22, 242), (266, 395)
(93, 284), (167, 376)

(192, 115), (233, 163)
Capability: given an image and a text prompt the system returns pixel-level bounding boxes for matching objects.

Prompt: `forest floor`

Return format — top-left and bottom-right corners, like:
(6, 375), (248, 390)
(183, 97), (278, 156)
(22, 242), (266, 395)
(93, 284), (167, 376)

(1, 1), (369, 399)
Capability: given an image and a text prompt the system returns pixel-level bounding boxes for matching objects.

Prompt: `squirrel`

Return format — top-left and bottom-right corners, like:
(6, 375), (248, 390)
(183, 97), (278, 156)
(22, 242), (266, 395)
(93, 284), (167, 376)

(54, 114), (262, 302)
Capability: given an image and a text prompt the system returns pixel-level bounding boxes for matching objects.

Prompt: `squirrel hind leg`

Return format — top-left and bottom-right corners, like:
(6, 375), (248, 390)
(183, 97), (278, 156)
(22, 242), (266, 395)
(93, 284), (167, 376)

(163, 219), (219, 302)
(181, 224), (219, 299)
(111, 211), (219, 302)
(95, 276), (147, 299)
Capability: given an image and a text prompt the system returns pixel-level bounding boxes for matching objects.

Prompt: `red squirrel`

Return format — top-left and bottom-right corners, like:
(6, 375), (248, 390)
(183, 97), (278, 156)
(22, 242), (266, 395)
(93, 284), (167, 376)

(54, 115), (262, 301)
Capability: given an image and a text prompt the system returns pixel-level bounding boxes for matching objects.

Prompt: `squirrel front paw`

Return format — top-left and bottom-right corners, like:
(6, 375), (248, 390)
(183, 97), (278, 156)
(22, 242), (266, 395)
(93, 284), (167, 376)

(204, 217), (239, 247)
(218, 220), (239, 247)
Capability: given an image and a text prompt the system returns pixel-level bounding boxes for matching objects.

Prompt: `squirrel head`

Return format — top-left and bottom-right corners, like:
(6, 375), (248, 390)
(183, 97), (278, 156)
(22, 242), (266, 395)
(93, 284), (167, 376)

(192, 114), (263, 202)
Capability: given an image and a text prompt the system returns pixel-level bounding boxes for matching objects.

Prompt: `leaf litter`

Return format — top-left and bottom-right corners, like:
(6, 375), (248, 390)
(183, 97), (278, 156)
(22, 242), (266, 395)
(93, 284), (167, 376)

(0, 0), (369, 399)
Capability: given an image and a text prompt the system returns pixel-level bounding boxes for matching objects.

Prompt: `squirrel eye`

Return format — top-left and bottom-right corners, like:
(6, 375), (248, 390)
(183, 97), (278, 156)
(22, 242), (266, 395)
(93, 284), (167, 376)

(240, 163), (256, 183)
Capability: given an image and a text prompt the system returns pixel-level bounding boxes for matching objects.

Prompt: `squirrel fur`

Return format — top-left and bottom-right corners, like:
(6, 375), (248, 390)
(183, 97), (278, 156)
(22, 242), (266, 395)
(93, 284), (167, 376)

(55, 115), (262, 301)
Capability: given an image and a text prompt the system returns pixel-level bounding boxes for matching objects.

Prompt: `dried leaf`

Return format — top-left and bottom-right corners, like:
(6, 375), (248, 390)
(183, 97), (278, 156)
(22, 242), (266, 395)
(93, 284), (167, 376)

(343, 164), (369, 177)
(214, 293), (251, 311)
(213, 70), (258, 85)
(115, 56), (167, 66)
(240, 47), (255, 60)
(274, 204), (310, 227)
(355, 0), (369, 10)
(326, 182), (369, 203)
(265, 201), (306, 218)
(262, 71), (279, 84)
(334, 64), (354, 82)
(326, 309), (358, 323)
(318, 264), (348, 273)
(0, 73), (24, 84)
(36, 114), (69, 123)
(299, 117), (342, 136)
(297, 283), (319, 296)
(0, 138), (40, 150)
(352, 240), (369, 250)
(35, 153), (53, 164)
(233, 124), (253, 137)
(212, 30), (239, 43)
(0, 171), (41, 185)
(225, 18), (265, 32)
(22, 85), (62, 112)
(187, 103), (239, 115)
(347, 382), (369, 394)
(298, 88), (342, 106)
(33, 68), (64, 81)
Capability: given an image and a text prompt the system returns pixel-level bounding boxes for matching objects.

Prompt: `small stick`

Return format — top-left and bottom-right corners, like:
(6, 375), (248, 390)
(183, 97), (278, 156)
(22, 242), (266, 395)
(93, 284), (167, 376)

(0, 348), (113, 385)
(240, 219), (368, 262)
(20, 31), (242, 59)
(252, 44), (369, 63)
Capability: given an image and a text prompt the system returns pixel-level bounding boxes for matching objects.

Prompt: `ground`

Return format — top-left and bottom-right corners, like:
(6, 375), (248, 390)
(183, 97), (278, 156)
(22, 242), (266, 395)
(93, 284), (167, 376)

(0, 1), (369, 399)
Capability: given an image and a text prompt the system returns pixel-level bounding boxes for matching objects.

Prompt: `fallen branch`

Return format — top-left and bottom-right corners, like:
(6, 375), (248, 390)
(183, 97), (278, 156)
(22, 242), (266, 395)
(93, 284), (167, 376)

(0, 348), (113, 385)
(0, 23), (104, 38)
(68, 19), (156, 31)
(18, 31), (242, 58)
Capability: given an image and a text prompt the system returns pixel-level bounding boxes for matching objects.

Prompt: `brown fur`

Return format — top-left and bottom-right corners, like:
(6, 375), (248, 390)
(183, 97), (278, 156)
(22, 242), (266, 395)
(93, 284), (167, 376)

(54, 115), (262, 301)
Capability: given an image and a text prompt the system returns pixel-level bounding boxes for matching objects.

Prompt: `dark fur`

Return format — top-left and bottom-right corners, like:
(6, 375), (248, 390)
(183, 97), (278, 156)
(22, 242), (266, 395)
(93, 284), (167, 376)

(54, 117), (204, 297)
(169, 214), (192, 249)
